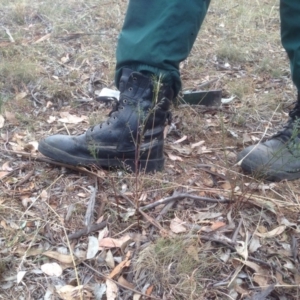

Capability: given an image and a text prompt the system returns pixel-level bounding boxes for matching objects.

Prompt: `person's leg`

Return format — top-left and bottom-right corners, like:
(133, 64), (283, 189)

(38, 0), (210, 172)
(115, 0), (211, 97)
(237, 0), (300, 181)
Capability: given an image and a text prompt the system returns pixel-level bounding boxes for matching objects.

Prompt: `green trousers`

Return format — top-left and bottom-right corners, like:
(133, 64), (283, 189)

(116, 0), (300, 97)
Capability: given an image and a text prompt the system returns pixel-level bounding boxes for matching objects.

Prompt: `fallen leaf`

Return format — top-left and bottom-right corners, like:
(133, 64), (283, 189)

(255, 225), (286, 238)
(0, 171), (9, 179)
(106, 279), (118, 300)
(105, 250), (115, 269)
(167, 152), (183, 161)
(0, 115), (4, 128)
(58, 112), (88, 124)
(41, 262), (63, 276)
(99, 234), (132, 249)
(235, 241), (248, 260)
(108, 251), (131, 279)
(191, 140), (205, 149)
(5, 111), (18, 124)
(17, 271), (27, 284)
(43, 251), (74, 264)
(47, 116), (56, 124)
(210, 221), (226, 231)
(56, 285), (88, 300)
(249, 236), (261, 253)
(118, 275), (135, 289)
(170, 217), (187, 233)
(2, 161), (13, 171)
(173, 135), (187, 144)
(146, 285), (154, 296)
(15, 92), (27, 101)
(86, 236), (99, 259)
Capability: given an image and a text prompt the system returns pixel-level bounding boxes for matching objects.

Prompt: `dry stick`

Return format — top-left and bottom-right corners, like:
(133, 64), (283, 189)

(119, 194), (166, 233)
(84, 181), (98, 231)
(14, 169), (34, 188)
(140, 193), (231, 211)
(68, 219), (109, 240)
(81, 261), (160, 300)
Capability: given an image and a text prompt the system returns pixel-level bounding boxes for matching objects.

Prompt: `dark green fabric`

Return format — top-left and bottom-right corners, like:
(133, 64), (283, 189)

(115, 0), (210, 96)
(280, 0), (300, 92)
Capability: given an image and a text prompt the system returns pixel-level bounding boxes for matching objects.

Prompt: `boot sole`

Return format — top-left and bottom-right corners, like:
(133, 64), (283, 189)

(38, 140), (164, 173)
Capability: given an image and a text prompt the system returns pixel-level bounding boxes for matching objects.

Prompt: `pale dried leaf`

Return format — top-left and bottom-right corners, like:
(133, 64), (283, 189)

(2, 162), (13, 171)
(210, 221), (226, 231)
(133, 294), (142, 300)
(0, 171), (9, 179)
(40, 190), (48, 201)
(5, 111), (18, 124)
(86, 236), (99, 259)
(105, 250), (115, 269)
(58, 112), (88, 124)
(191, 140), (205, 149)
(173, 135), (187, 144)
(106, 279), (118, 300)
(235, 240), (248, 260)
(120, 208), (136, 221)
(255, 225), (286, 238)
(249, 236), (261, 253)
(15, 92), (27, 101)
(167, 152), (183, 161)
(56, 285), (85, 300)
(99, 234), (132, 249)
(170, 217), (187, 233)
(43, 251), (73, 264)
(0, 115), (4, 128)
(41, 262), (63, 277)
(47, 116), (56, 124)
(98, 226), (109, 242)
(17, 271), (27, 284)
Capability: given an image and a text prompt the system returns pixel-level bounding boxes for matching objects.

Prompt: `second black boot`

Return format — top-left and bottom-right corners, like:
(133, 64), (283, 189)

(38, 68), (173, 172)
(237, 93), (300, 181)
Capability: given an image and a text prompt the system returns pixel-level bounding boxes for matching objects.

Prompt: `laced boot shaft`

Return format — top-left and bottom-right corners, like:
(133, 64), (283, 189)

(38, 68), (173, 172)
(238, 92), (300, 181)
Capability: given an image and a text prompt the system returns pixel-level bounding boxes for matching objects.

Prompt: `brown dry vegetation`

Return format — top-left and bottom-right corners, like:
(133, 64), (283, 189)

(0, 0), (300, 299)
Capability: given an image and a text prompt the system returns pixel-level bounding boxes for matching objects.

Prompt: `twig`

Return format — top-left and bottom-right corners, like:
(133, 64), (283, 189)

(140, 193), (231, 211)
(3, 26), (15, 43)
(119, 194), (166, 234)
(68, 219), (109, 240)
(14, 168), (34, 188)
(84, 181), (97, 231)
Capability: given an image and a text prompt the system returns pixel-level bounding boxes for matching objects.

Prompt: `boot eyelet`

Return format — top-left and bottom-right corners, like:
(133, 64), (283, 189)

(123, 99), (127, 103)
(133, 77), (137, 81)
(128, 87), (133, 92)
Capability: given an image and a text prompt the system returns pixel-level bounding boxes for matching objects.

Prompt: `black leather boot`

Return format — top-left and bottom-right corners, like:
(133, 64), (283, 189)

(237, 93), (300, 181)
(38, 68), (173, 172)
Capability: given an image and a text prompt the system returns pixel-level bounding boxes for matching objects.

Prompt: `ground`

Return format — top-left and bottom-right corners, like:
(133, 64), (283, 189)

(0, 0), (300, 299)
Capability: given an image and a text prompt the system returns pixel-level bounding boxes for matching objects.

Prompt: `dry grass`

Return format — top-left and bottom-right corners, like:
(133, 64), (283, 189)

(1, 0), (300, 299)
